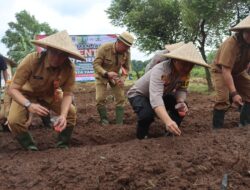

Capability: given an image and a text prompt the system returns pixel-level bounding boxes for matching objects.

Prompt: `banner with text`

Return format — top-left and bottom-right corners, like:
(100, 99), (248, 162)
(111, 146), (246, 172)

(71, 35), (117, 82)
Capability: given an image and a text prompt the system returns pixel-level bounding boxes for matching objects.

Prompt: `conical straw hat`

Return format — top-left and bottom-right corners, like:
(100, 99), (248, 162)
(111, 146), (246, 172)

(31, 30), (85, 61)
(230, 15), (250, 31)
(165, 42), (185, 52)
(164, 42), (210, 68)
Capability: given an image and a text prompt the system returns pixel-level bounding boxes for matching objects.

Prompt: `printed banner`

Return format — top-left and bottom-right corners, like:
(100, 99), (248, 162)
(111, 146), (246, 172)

(35, 34), (117, 82)
(71, 35), (117, 82)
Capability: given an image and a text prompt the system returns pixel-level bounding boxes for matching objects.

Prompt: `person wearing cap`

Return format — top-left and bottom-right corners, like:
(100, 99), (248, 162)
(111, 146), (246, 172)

(127, 42), (210, 139)
(7, 30), (85, 150)
(145, 42), (185, 72)
(211, 15), (250, 129)
(93, 31), (134, 125)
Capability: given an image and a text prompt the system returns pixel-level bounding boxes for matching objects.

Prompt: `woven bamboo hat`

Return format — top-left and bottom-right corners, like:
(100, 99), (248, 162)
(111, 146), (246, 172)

(165, 41), (185, 52)
(31, 30), (85, 61)
(230, 15), (250, 31)
(164, 42), (210, 68)
(117, 31), (134, 47)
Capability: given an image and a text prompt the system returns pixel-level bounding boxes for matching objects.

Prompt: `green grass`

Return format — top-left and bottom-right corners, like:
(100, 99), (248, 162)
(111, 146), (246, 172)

(78, 76), (212, 94)
(188, 82), (209, 93)
(126, 77), (212, 94)
(190, 66), (206, 78)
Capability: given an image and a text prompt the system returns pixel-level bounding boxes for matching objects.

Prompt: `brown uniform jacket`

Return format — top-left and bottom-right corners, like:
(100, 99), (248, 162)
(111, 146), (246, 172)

(211, 35), (250, 75)
(12, 52), (75, 98)
(93, 42), (130, 84)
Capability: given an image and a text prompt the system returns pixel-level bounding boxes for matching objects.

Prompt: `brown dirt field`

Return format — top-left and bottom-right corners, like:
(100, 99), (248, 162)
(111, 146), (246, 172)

(0, 83), (249, 190)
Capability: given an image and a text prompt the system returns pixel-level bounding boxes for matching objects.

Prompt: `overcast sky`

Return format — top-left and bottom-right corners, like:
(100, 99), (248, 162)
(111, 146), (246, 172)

(0, 0), (149, 60)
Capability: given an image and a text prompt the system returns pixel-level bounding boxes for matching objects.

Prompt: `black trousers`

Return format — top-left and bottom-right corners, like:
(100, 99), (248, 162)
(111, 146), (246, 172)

(129, 94), (184, 139)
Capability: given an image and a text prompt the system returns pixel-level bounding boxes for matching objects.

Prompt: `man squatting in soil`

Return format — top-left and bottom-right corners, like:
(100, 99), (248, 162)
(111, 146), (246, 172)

(127, 42), (210, 139)
(7, 31), (85, 151)
(93, 31), (134, 125)
(211, 15), (250, 129)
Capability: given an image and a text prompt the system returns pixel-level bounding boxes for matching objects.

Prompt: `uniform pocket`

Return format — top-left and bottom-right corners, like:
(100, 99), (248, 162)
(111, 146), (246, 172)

(29, 76), (45, 91)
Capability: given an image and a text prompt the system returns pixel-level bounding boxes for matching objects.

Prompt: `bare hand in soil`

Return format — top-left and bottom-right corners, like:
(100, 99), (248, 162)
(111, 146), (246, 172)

(165, 121), (181, 136)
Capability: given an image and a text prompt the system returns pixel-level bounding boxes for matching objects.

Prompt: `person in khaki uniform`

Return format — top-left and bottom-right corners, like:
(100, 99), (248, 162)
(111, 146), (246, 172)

(211, 15), (250, 129)
(7, 30), (85, 151)
(0, 80), (12, 132)
(93, 31), (134, 125)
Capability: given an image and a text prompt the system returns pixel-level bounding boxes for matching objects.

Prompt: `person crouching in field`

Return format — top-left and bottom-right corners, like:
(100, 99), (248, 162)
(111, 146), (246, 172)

(127, 42), (210, 139)
(211, 15), (250, 129)
(93, 31), (134, 126)
(7, 31), (85, 151)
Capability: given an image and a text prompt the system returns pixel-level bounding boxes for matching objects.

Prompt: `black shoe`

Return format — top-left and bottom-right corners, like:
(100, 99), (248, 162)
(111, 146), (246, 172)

(212, 109), (226, 129)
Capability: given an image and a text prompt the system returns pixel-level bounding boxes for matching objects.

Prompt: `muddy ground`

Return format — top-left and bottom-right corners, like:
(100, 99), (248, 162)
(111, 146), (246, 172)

(0, 83), (249, 190)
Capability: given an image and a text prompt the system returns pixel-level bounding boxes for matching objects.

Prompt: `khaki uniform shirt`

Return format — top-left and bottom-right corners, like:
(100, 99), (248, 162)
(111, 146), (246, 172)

(211, 36), (250, 75)
(12, 52), (75, 98)
(127, 60), (189, 109)
(93, 42), (130, 83)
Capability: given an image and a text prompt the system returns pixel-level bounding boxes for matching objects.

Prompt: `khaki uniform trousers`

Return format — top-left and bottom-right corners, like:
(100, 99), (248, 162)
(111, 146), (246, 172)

(8, 96), (76, 136)
(96, 81), (125, 107)
(212, 70), (250, 110)
(0, 88), (11, 121)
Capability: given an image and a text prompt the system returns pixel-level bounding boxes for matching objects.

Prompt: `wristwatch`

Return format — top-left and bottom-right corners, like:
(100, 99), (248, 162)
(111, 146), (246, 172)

(24, 100), (31, 108)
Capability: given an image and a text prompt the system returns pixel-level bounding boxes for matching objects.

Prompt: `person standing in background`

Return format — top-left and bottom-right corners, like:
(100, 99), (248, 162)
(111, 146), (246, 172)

(93, 31), (134, 125)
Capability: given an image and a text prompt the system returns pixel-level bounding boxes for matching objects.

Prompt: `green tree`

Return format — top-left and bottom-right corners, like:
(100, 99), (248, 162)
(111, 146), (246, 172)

(180, 0), (249, 90)
(1, 10), (57, 63)
(131, 60), (148, 79)
(106, 0), (189, 53)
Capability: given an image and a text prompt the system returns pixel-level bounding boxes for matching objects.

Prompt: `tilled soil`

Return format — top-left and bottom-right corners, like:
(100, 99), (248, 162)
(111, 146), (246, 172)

(0, 83), (249, 190)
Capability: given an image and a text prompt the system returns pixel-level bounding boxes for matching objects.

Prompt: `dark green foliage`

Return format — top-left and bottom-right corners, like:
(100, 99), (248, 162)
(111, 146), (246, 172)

(1, 10), (57, 63)
(107, 0), (250, 90)
(106, 0), (188, 53)
(131, 59), (149, 79)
